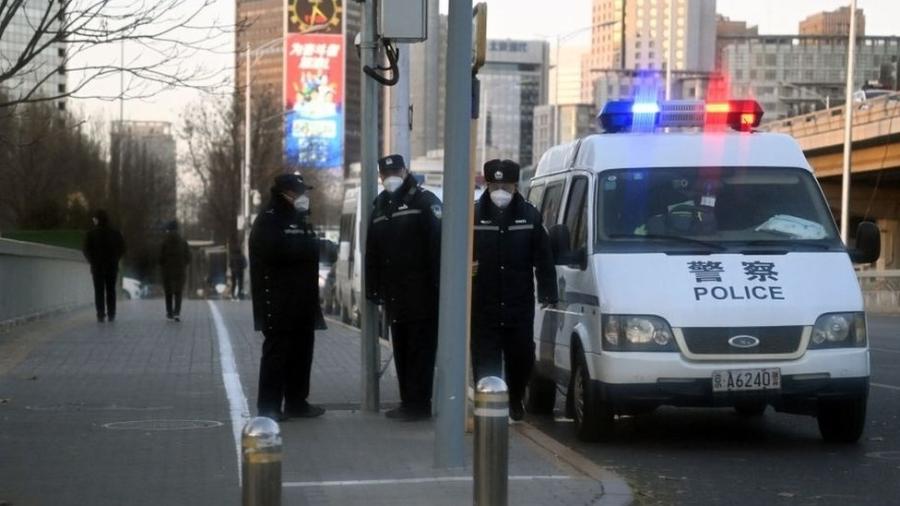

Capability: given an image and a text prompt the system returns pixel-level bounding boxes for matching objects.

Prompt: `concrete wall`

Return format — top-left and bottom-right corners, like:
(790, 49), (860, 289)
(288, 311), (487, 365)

(0, 238), (93, 326)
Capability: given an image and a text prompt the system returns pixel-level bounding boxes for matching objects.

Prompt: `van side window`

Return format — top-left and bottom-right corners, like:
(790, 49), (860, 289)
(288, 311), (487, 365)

(563, 176), (589, 263)
(540, 181), (565, 226)
(526, 183), (545, 210)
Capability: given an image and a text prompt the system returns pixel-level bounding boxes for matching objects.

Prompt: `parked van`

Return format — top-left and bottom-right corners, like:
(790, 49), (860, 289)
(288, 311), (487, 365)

(525, 99), (881, 443)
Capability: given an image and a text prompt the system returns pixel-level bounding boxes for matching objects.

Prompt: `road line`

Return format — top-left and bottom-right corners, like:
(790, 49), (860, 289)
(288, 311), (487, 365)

(208, 301), (251, 483)
(872, 382), (900, 392)
(284, 475), (571, 487)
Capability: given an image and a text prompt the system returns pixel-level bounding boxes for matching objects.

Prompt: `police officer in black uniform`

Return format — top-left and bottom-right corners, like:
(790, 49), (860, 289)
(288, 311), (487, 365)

(365, 154), (442, 421)
(250, 173), (325, 421)
(472, 159), (557, 421)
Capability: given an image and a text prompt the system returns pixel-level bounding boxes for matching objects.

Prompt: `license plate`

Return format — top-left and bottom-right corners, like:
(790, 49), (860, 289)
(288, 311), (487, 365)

(712, 368), (781, 392)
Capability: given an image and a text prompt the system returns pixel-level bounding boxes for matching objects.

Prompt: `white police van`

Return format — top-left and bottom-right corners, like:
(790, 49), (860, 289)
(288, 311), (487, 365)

(524, 99), (881, 443)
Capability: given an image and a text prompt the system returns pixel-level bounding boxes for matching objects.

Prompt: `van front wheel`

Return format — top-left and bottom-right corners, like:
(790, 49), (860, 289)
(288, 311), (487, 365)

(572, 352), (613, 442)
(817, 396), (867, 443)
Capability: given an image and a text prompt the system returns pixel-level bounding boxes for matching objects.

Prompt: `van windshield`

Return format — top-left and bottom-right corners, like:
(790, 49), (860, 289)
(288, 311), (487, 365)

(596, 167), (843, 253)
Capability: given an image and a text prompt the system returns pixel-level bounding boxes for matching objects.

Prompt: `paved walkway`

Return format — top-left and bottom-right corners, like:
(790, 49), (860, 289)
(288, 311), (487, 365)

(0, 300), (631, 505)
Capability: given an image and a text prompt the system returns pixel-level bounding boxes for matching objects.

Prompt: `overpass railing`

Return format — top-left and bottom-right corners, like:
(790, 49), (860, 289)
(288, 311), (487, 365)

(761, 91), (900, 143)
(858, 269), (900, 314)
(0, 238), (93, 328)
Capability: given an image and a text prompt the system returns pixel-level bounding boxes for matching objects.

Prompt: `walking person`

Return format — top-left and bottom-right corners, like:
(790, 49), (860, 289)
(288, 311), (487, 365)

(365, 154), (442, 421)
(230, 248), (247, 300)
(471, 159), (558, 421)
(82, 210), (126, 323)
(250, 173), (326, 420)
(159, 220), (191, 322)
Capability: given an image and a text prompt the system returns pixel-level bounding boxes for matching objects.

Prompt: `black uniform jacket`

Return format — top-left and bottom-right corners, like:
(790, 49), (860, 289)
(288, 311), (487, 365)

(472, 191), (558, 328)
(159, 233), (191, 282)
(250, 198), (322, 333)
(365, 174), (442, 323)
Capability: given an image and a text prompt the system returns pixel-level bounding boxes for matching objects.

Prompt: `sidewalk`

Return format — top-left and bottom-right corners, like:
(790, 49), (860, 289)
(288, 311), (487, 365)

(0, 299), (631, 505)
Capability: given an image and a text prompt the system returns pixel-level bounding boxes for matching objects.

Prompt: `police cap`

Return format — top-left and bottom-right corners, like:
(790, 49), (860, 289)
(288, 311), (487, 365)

(273, 172), (313, 194)
(483, 159), (520, 183)
(377, 154), (406, 172)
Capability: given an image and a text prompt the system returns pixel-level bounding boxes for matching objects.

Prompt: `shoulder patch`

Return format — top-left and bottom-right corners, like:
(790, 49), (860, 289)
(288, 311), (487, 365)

(431, 204), (442, 219)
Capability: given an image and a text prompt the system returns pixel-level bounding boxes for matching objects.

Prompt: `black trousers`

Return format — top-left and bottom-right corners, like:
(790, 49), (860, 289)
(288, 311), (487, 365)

(257, 329), (315, 415)
(91, 267), (117, 319)
(471, 324), (535, 404)
(390, 318), (438, 410)
(163, 276), (185, 316)
(231, 270), (244, 299)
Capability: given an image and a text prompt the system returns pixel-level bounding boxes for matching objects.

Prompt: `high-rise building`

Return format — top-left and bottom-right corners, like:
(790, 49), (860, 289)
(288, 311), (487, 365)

(408, 6), (447, 159)
(584, 0), (716, 102)
(551, 45), (589, 105)
(715, 14), (757, 71)
(532, 104), (596, 164)
(0, 1), (67, 109)
(234, 0), (362, 174)
(110, 121), (178, 228)
(799, 6), (865, 36)
(478, 39), (550, 168)
(720, 35), (900, 119)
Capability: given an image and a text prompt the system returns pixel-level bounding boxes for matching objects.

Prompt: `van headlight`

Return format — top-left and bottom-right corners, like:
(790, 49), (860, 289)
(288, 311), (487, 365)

(603, 315), (677, 352)
(810, 312), (867, 348)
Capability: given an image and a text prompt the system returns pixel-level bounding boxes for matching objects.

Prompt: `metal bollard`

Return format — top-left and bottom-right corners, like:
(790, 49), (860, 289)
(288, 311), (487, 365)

(473, 376), (509, 506)
(242, 416), (282, 506)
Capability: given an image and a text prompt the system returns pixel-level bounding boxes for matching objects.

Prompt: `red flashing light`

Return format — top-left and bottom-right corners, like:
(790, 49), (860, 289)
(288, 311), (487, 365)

(705, 100), (763, 131)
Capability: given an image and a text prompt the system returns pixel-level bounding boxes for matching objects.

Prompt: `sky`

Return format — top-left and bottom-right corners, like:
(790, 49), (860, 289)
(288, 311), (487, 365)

(71, 0), (900, 128)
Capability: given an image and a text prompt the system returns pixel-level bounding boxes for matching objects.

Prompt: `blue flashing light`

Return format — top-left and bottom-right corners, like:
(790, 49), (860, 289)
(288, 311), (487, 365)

(598, 100), (638, 133)
(632, 102), (661, 114)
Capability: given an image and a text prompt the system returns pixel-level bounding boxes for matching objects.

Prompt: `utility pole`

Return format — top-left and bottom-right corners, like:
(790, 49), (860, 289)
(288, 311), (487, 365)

(434, 0), (473, 469)
(840, 0), (858, 244)
(665, 0), (675, 100)
(359, 0), (381, 412)
(390, 46), (412, 162)
(244, 42), (252, 284)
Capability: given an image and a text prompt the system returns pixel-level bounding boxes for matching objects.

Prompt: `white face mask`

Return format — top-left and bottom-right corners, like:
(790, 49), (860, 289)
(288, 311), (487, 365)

(293, 195), (310, 212)
(383, 176), (403, 193)
(490, 189), (513, 209)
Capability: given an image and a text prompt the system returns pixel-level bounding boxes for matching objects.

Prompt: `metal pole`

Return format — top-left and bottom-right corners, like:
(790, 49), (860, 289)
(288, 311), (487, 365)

(665, 0), (674, 100)
(391, 45), (412, 162)
(435, 0), (473, 469)
(241, 417), (282, 506)
(553, 36), (560, 145)
(840, 0), (858, 244)
(360, 0), (381, 412)
(473, 377), (509, 506)
(244, 43), (252, 283)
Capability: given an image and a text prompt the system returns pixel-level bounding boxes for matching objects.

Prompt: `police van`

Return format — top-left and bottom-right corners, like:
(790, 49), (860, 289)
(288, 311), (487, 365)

(524, 99), (881, 443)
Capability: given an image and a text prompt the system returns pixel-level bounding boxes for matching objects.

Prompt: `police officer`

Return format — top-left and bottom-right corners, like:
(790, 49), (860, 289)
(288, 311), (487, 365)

(365, 154), (442, 421)
(250, 173), (325, 420)
(472, 159), (557, 421)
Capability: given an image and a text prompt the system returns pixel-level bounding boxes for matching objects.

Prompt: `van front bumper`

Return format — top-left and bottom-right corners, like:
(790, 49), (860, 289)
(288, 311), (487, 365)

(586, 348), (870, 415)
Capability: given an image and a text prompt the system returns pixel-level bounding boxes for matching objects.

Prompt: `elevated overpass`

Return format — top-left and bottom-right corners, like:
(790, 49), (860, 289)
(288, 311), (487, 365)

(762, 92), (900, 271)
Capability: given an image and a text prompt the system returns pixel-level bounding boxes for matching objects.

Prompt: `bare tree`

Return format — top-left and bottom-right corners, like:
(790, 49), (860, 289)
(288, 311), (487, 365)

(0, 0), (240, 109)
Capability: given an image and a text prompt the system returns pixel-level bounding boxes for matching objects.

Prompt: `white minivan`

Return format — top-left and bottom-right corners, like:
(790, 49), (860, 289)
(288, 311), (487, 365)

(524, 99), (881, 443)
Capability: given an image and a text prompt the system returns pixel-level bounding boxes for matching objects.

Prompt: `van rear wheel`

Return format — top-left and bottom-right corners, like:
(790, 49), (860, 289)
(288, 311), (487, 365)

(817, 396), (867, 443)
(525, 374), (556, 415)
(572, 352), (613, 442)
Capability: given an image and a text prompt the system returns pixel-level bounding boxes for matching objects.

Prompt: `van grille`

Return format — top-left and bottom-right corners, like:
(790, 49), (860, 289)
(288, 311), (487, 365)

(680, 326), (804, 356)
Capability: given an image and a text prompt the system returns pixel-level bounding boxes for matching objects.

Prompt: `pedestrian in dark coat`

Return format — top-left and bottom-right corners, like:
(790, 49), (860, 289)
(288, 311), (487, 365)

(365, 154), (442, 421)
(83, 209), (126, 322)
(250, 172), (326, 420)
(159, 220), (191, 321)
(230, 248), (247, 300)
(471, 159), (558, 421)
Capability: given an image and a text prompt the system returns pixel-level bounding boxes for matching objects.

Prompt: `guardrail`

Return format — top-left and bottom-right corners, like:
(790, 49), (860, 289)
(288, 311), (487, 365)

(0, 238), (93, 327)
(858, 269), (900, 314)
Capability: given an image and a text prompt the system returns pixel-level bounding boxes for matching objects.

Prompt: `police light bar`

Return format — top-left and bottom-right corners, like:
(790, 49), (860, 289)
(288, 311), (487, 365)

(597, 99), (764, 133)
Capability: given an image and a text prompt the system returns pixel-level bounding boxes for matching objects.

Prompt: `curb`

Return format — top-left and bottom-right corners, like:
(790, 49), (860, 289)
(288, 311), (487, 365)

(515, 422), (633, 506)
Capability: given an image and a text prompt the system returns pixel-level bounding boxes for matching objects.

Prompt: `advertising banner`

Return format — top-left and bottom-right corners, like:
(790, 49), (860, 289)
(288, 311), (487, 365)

(284, 0), (345, 169)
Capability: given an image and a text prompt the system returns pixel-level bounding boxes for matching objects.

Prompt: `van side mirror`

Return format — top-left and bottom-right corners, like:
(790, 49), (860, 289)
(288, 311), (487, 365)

(849, 221), (880, 264)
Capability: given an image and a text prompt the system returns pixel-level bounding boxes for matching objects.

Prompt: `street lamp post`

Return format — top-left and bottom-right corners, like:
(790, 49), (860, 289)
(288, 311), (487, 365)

(840, 0), (859, 244)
